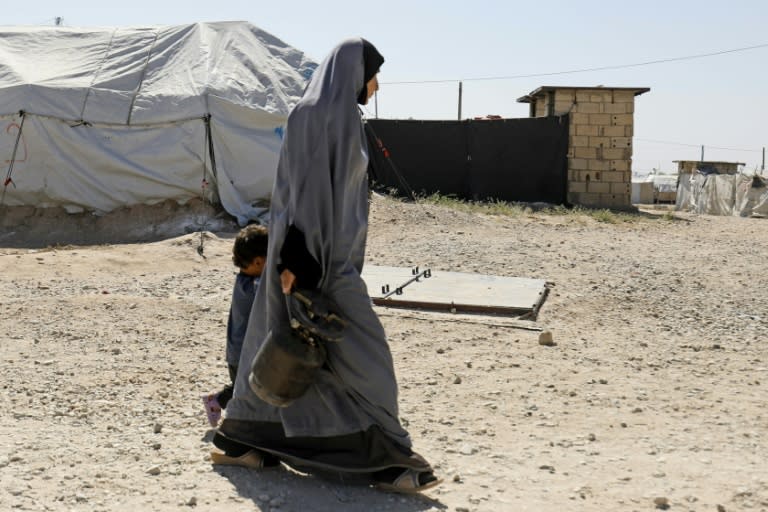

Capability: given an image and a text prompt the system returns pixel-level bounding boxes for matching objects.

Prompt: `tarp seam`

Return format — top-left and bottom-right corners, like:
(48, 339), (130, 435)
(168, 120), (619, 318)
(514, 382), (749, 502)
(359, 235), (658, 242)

(126, 30), (159, 125)
(80, 29), (118, 121)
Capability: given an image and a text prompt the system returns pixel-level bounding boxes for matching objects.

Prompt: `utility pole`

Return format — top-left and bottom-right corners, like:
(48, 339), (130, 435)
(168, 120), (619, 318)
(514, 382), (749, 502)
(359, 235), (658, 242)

(457, 81), (463, 121)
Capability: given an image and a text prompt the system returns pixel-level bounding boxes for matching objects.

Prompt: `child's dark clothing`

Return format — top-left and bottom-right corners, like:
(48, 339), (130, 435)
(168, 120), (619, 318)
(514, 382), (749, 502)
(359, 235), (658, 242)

(219, 272), (260, 408)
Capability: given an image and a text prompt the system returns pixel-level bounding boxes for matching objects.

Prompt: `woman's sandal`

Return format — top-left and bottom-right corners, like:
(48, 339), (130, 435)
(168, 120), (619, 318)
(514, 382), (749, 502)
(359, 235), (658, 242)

(210, 449), (271, 469)
(375, 468), (443, 494)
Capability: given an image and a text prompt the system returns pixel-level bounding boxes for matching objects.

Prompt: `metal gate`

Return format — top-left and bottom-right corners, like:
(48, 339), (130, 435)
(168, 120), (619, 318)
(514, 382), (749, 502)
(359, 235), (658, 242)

(366, 115), (569, 204)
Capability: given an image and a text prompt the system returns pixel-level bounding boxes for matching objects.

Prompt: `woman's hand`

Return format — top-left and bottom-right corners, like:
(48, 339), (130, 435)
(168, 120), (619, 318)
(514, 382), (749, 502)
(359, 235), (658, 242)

(280, 269), (297, 294)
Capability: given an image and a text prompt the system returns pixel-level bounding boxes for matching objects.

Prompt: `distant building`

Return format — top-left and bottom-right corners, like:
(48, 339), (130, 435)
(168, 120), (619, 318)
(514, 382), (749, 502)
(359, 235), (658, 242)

(674, 160), (745, 175)
(518, 86), (650, 209)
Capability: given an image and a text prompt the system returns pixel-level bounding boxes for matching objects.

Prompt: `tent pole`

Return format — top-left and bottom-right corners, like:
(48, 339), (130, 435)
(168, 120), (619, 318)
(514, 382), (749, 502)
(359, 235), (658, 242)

(374, 91), (378, 119)
(1, 111), (26, 207)
(700, 145), (704, 162)
(762, 147), (765, 173)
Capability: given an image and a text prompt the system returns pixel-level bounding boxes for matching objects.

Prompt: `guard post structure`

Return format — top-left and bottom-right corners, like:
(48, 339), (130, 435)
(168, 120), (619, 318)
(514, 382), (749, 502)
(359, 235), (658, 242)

(674, 160), (744, 175)
(518, 86), (650, 209)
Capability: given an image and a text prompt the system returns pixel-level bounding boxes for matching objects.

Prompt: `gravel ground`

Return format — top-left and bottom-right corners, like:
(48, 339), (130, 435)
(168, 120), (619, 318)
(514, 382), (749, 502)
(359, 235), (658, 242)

(1, 195), (766, 512)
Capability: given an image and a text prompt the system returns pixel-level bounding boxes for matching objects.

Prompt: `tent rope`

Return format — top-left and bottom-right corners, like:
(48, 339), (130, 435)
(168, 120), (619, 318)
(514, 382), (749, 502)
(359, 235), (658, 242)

(360, 111), (417, 201)
(1, 111), (26, 208)
(195, 115), (214, 258)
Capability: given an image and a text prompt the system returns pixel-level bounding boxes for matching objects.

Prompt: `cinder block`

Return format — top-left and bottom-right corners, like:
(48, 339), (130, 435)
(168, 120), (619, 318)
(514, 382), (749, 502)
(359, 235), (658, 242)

(575, 124), (599, 136)
(575, 102), (601, 114)
(602, 125), (626, 137)
(624, 125), (634, 137)
(578, 192), (602, 206)
(609, 160), (630, 171)
(575, 91), (593, 103)
(611, 137), (632, 148)
(612, 90), (635, 103)
(574, 147), (597, 159)
(569, 181), (587, 193)
(591, 93), (613, 103)
(611, 194), (633, 208)
(588, 182), (611, 194)
(611, 182), (631, 194)
(611, 114), (633, 126)
(602, 103), (628, 114)
(593, 193), (614, 208)
(570, 135), (590, 147)
(604, 171), (627, 183)
(588, 159), (610, 171)
(568, 158), (589, 170)
(602, 148), (630, 160)
(589, 113), (611, 126)
(571, 113), (590, 125)
(589, 136), (611, 147)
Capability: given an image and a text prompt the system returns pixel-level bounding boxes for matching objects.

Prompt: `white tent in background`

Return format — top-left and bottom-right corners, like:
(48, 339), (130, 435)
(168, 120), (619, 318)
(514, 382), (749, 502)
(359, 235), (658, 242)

(0, 21), (316, 224)
(631, 174), (654, 204)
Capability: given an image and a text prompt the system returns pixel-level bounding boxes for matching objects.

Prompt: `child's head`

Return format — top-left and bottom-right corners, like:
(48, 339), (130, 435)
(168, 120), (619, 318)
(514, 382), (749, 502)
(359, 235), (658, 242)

(232, 224), (268, 277)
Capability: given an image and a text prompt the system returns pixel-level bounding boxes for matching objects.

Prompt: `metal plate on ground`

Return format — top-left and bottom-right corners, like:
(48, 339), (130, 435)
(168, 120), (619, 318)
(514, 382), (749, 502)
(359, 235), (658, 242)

(362, 265), (550, 319)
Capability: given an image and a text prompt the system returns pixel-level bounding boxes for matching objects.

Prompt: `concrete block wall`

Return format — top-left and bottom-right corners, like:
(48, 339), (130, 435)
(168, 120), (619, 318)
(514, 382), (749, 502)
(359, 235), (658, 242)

(557, 88), (636, 208)
(527, 87), (644, 209)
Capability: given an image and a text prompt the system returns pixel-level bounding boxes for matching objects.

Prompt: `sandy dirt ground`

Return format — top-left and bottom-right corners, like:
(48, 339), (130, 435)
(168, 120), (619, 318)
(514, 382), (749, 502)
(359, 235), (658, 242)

(1, 195), (766, 512)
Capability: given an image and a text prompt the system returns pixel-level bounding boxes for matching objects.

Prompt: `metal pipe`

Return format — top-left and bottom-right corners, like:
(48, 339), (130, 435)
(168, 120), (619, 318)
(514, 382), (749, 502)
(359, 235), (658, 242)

(458, 81), (463, 121)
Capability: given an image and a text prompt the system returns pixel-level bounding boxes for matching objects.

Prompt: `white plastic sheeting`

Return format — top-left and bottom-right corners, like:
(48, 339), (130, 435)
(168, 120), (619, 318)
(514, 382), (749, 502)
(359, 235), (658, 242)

(0, 21), (316, 223)
(631, 180), (654, 204)
(675, 172), (768, 217)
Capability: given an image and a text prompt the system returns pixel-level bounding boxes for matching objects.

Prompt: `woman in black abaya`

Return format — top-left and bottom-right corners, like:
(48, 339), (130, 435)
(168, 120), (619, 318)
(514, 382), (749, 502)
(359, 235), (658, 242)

(212, 38), (440, 494)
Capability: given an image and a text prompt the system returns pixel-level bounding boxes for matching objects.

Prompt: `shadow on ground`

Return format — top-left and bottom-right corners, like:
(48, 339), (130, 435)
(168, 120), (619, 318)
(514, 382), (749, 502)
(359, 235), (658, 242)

(214, 464), (446, 512)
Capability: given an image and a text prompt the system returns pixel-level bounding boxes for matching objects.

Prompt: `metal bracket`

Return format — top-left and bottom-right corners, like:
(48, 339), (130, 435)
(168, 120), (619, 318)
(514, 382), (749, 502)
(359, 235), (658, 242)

(381, 266), (432, 299)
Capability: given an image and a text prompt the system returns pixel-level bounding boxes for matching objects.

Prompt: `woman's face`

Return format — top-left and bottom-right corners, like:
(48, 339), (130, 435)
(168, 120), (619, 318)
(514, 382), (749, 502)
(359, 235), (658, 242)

(365, 74), (379, 102)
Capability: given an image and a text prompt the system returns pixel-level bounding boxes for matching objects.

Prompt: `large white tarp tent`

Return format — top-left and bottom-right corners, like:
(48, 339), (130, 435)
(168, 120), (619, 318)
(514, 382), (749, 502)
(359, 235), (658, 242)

(0, 21), (316, 224)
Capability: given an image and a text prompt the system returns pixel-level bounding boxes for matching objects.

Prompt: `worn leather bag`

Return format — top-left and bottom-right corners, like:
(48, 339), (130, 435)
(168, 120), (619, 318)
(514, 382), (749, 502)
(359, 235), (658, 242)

(249, 289), (346, 407)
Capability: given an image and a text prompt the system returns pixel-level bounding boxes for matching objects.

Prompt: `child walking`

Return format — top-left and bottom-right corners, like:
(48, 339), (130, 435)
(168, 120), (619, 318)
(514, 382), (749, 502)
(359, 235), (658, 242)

(203, 224), (268, 427)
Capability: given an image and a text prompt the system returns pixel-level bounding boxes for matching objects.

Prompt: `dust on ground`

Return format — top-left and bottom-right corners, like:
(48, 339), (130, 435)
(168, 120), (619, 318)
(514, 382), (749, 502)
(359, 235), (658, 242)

(1, 195), (766, 512)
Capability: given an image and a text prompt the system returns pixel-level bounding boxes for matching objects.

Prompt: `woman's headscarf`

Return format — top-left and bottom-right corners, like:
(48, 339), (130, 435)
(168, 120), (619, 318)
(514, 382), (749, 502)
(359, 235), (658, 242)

(357, 39), (384, 104)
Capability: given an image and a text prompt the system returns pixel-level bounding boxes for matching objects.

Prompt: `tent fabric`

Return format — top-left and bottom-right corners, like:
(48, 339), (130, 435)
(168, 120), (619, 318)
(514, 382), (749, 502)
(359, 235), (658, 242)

(0, 21), (316, 223)
(734, 175), (768, 217)
(675, 172), (768, 217)
(631, 180), (654, 204)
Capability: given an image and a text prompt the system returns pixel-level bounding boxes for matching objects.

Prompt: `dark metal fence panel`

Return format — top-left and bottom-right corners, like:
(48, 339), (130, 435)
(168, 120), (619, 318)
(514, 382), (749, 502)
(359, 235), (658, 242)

(366, 115), (568, 204)
(365, 119), (468, 196)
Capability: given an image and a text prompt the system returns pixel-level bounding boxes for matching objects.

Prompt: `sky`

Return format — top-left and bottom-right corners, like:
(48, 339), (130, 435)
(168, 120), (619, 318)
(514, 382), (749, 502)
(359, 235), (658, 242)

(4, 0), (767, 175)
